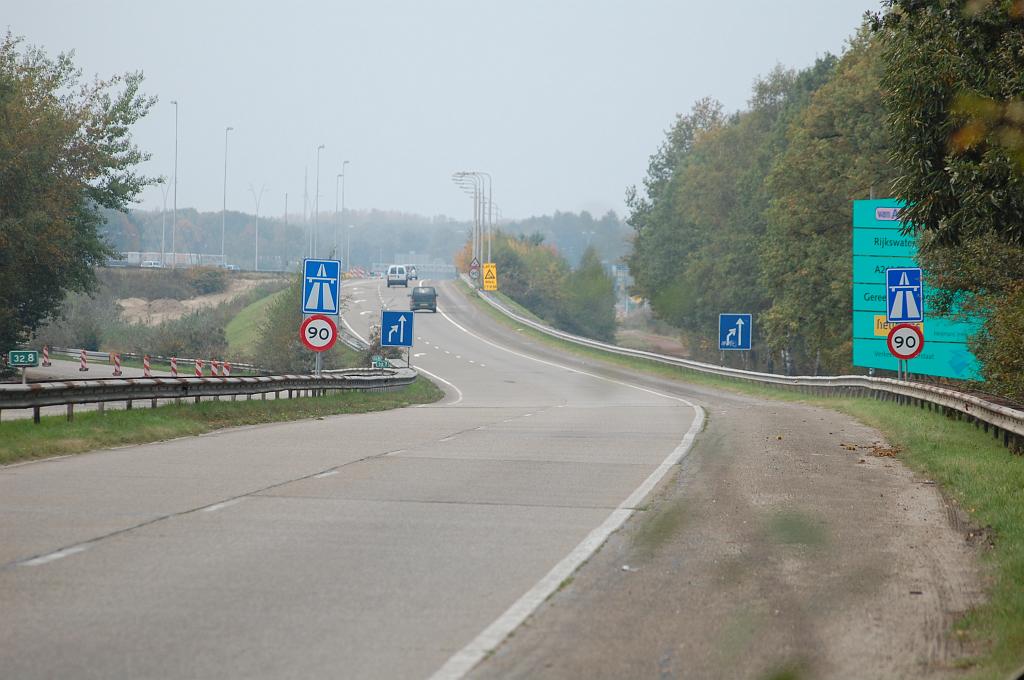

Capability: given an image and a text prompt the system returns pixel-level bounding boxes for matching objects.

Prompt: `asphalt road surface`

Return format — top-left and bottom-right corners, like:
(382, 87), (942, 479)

(0, 278), (981, 679)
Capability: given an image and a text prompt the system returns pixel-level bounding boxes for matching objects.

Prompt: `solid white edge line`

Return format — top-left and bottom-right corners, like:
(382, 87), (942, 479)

(414, 365), (464, 407)
(428, 298), (706, 680)
(20, 544), (89, 566)
(202, 498), (242, 513)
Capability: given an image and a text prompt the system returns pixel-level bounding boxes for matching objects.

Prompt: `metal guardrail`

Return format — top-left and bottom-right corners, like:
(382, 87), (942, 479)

(472, 286), (1024, 452)
(0, 367), (417, 423)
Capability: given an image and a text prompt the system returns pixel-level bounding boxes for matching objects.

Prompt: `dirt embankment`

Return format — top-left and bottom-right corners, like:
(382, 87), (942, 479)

(117, 278), (266, 325)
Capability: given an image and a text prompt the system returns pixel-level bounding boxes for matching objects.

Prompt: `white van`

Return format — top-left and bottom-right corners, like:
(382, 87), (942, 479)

(140, 260), (162, 268)
(386, 264), (408, 288)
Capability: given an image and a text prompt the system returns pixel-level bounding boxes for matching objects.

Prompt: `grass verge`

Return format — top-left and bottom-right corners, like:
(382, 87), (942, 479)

(225, 288), (288, 356)
(457, 281), (1024, 679)
(0, 377), (443, 466)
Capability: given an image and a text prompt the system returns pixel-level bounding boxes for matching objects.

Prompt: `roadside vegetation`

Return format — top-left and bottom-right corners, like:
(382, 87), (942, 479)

(455, 231), (617, 342)
(620, 9), (1024, 405)
(225, 288), (288, 357)
(458, 282), (1024, 679)
(32, 274), (288, 362)
(0, 377), (443, 466)
(252, 274), (366, 372)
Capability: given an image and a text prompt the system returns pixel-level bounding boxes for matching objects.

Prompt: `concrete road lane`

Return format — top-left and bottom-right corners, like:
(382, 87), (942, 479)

(0, 278), (701, 679)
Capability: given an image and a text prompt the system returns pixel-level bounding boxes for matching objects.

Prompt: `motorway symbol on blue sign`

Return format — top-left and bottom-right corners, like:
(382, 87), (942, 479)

(886, 267), (923, 323)
(302, 258), (341, 315)
(719, 313), (752, 351)
(381, 310), (414, 347)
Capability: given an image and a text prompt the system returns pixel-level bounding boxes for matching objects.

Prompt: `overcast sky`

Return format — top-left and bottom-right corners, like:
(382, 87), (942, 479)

(8, 1), (877, 221)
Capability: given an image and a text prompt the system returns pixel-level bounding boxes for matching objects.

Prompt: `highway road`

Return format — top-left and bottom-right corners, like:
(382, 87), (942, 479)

(0, 278), (981, 678)
(0, 277), (704, 679)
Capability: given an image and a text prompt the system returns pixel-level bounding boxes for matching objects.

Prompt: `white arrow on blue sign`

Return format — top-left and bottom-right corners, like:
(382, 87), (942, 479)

(302, 258), (341, 315)
(885, 267), (923, 323)
(381, 310), (414, 347)
(719, 313), (752, 351)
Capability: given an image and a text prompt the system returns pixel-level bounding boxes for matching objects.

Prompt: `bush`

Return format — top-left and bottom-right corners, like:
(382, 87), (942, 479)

(252, 275), (362, 373)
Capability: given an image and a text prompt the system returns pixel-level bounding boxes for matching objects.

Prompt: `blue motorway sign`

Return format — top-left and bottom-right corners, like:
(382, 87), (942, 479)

(886, 267), (923, 323)
(381, 310), (414, 347)
(302, 258), (341, 315)
(719, 313), (752, 351)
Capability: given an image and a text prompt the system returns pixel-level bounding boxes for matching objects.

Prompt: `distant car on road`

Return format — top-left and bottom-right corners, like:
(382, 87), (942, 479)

(140, 260), (162, 268)
(387, 264), (408, 287)
(222, 263), (240, 271)
(408, 266), (418, 280)
(409, 286), (437, 312)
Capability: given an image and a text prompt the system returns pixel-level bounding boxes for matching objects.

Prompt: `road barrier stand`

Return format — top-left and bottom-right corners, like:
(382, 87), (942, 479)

(195, 359), (204, 377)
(210, 359), (219, 377)
(224, 361), (231, 376)
(170, 356), (178, 377)
(143, 355), (152, 377)
(112, 352), (123, 376)
(79, 349), (88, 372)
(42, 345), (51, 367)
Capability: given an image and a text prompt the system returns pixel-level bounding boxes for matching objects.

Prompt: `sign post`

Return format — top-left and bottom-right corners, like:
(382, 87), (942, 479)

(886, 323), (924, 381)
(482, 262), (497, 291)
(718, 314), (752, 351)
(7, 350), (39, 385)
(300, 314), (339, 377)
(381, 310), (414, 367)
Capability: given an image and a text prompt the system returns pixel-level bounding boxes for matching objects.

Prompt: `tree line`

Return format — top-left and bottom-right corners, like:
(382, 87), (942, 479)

(626, 7), (1024, 401)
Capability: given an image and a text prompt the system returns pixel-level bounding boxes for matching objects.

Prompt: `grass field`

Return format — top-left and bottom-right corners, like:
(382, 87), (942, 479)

(0, 377), (443, 466)
(225, 288), (287, 357)
(459, 282), (1024, 679)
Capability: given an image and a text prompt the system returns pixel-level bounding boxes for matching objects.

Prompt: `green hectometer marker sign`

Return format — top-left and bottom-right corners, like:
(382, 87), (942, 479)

(8, 350), (39, 367)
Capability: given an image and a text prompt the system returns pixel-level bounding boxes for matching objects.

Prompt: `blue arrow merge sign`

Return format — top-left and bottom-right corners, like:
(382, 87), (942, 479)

(885, 267), (923, 323)
(302, 258), (341, 315)
(381, 310), (414, 347)
(719, 313), (752, 351)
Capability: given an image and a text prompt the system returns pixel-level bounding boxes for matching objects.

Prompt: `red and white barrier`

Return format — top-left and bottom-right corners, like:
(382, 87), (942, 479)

(223, 361), (231, 377)
(79, 349), (88, 372)
(112, 352), (122, 376)
(209, 359), (218, 377)
(195, 359), (204, 377)
(170, 356), (178, 377)
(143, 355), (152, 377)
(42, 345), (51, 367)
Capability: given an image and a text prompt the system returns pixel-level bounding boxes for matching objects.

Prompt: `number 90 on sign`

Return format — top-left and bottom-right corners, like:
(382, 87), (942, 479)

(299, 314), (338, 352)
(886, 323), (924, 360)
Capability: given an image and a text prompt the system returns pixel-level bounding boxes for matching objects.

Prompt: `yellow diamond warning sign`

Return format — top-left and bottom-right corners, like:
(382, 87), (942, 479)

(482, 262), (497, 291)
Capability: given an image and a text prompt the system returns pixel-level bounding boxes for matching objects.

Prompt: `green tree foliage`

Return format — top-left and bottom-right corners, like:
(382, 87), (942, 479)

(253, 275), (360, 372)
(557, 247), (617, 341)
(872, 2), (1024, 397)
(626, 60), (836, 365)
(762, 30), (895, 374)
(486, 231), (617, 341)
(0, 33), (155, 353)
(873, 0), (1024, 246)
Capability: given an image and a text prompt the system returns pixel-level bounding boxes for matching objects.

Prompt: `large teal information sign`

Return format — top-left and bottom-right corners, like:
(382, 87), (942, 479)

(852, 199), (982, 380)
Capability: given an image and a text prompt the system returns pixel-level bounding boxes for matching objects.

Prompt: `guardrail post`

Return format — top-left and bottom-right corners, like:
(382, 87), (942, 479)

(33, 406), (40, 424)
(66, 403), (74, 422)
(98, 402), (105, 414)
(151, 398), (157, 409)
(126, 400), (132, 411)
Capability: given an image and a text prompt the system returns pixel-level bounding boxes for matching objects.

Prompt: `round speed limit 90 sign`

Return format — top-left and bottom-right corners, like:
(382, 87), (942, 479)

(886, 323), (924, 360)
(300, 314), (338, 352)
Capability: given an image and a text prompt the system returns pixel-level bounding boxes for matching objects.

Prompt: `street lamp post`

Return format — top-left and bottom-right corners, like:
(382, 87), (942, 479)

(250, 184), (267, 271)
(170, 100), (178, 269)
(221, 126), (233, 266)
(347, 224), (355, 274)
(160, 179), (171, 267)
(314, 144), (325, 258)
(341, 160), (349, 268)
